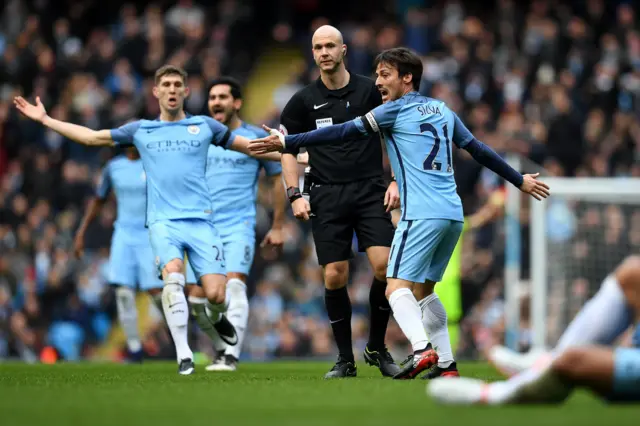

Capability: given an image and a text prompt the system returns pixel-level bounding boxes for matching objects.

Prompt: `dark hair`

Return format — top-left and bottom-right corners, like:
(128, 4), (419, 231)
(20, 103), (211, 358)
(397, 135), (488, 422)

(207, 77), (243, 99)
(374, 47), (423, 91)
(154, 64), (188, 84)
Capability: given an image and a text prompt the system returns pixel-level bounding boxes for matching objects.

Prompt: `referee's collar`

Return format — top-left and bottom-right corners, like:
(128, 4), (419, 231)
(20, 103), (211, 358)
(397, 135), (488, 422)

(316, 71), (357, 98)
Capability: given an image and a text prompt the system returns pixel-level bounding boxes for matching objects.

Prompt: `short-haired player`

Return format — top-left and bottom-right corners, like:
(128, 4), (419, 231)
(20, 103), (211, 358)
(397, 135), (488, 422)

(14, 65), (280, 375)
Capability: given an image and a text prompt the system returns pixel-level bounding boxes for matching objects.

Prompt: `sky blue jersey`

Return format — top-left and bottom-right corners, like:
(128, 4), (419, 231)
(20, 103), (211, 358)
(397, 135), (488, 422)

(356, 92), (472, 221)
(109, 116), (234, 226)
(96, 156), (147, 230)
(206, 122), (282, 229)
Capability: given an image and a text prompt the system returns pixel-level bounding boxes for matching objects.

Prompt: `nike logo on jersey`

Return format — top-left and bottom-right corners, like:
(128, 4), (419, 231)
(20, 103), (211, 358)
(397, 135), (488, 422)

(313, 103), (329, 110)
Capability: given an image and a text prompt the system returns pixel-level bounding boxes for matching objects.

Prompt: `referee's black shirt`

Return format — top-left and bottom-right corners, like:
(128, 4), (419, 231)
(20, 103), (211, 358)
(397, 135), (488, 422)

(279, 73), (383, 184)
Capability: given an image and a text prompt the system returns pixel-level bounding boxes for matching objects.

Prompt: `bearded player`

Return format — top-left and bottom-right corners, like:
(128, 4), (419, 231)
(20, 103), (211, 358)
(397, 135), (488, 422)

(185, 77), (286, 371)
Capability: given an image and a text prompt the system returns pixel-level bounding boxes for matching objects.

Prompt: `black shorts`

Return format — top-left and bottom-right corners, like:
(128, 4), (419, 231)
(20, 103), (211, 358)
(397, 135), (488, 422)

(309, 177), (395, 265)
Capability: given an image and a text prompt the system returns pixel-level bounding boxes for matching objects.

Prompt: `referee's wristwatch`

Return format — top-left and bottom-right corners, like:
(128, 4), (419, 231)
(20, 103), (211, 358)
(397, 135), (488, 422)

(287, 186), (302, 203)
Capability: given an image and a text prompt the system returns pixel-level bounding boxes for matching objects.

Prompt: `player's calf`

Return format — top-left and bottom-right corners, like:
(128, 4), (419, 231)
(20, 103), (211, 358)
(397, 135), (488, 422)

(364, 251), (400, 377)
(385, 279), (438, 379)
(323, 260), (356, 376)
(188, 290), (227, 353)
(222, 277), (249, 360)
(417, 286), (456, 372)
(113, 285), (142, 361)
(551, 347), (614, 398)
(160, 267), (194, 373)
(200, 273), (238, 346)
(147, 287), (164, 317)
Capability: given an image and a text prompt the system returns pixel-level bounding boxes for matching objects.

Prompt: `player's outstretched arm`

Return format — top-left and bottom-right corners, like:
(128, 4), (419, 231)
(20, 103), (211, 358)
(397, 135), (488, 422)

(229, 135), (281, 161)
(14, 96), (115, 147)
(248, 122), (363, 154)
(462, 139), (550, 200)
(452, 112), (549, 200)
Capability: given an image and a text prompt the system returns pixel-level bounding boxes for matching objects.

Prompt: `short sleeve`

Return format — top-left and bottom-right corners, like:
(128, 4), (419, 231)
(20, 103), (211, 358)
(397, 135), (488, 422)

(260, 159), (282, 176)
(360, 100), (403, 134)
(110, 121), (141, 147)
(280, 93), (307, 155)
(95, 164), (112, 199)
(451, 110), (474, 149)
(279, 92), (307, 136)
(203, 116), (234, 148)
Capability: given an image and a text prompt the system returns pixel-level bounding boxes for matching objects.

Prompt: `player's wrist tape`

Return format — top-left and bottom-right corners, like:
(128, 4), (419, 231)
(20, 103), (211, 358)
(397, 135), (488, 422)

(287, 186), (302, 203)
(269, 128), (286, 149)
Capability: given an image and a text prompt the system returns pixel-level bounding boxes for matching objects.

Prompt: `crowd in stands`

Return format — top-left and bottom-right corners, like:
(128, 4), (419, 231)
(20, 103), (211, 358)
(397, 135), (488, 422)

(1, 0), (638, 362)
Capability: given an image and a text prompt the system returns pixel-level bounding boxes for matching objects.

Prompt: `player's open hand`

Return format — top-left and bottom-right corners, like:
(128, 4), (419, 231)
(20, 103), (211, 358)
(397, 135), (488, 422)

(248, 125), (285, 154)
(384, 181), (400, 212)
(519, 173), (550, 201)
(13, 96), (47, 123)
(291, 197), (311, 221)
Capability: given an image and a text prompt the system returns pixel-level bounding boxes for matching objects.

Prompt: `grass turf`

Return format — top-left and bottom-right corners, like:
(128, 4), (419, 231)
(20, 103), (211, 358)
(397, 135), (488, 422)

(1, 361), (638, 426)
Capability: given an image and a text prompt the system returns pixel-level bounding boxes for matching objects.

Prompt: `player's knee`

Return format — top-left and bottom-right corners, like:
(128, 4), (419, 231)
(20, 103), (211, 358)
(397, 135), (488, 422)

(201, 275), (226, 305)
(203, 286), (225, 305)
(115, 286), (136, 307)
(227, 272), (247, 283)
(163, 259), (183, 276)
(187, 284), (205, 297)
(323, 262), (348, 290)
(385, 278), (411, 299)
(615, 256), (640, 298)
(372, 262), (387, 282)
(147, 287), (162, 297)
(552, 348), (587, 379)
(413, 282), (435, 301)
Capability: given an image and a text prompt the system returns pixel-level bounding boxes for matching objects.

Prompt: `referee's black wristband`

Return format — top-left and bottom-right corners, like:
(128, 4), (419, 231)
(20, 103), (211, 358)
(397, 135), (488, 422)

(287, 186), (302, 203)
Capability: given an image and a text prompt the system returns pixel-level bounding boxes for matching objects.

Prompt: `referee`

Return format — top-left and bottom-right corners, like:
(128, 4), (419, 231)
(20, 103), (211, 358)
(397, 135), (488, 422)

(279, 25), (401, 378)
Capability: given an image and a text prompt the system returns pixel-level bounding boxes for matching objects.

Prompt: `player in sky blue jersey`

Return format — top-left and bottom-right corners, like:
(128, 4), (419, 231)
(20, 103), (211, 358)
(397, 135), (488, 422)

(74, 146), (163, 362)
(429, 255), (640, 405)
(249, 47), (550, 379)
(13, 65), (281, 375)
(185, 77), (286, 372)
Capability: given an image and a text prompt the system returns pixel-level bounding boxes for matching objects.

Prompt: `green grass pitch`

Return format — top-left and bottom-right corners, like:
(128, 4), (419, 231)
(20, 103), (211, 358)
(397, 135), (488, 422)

(1, 362), (638, 426)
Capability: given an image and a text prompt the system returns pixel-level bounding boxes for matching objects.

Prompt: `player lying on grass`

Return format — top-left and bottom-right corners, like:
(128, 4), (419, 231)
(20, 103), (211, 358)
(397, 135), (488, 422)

(74, 146), (164, 362)
(489, 253), (640, 377)
(428, 255), (640, 404)
(248, 47), (549, 379)
(14, 65), (280, 375)
(185, 77), (286, 372)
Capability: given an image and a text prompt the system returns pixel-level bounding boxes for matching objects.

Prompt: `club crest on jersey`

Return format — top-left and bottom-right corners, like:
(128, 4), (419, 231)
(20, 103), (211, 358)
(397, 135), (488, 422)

(187, 125), (200, 135)
(279, 124), (288, 135)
